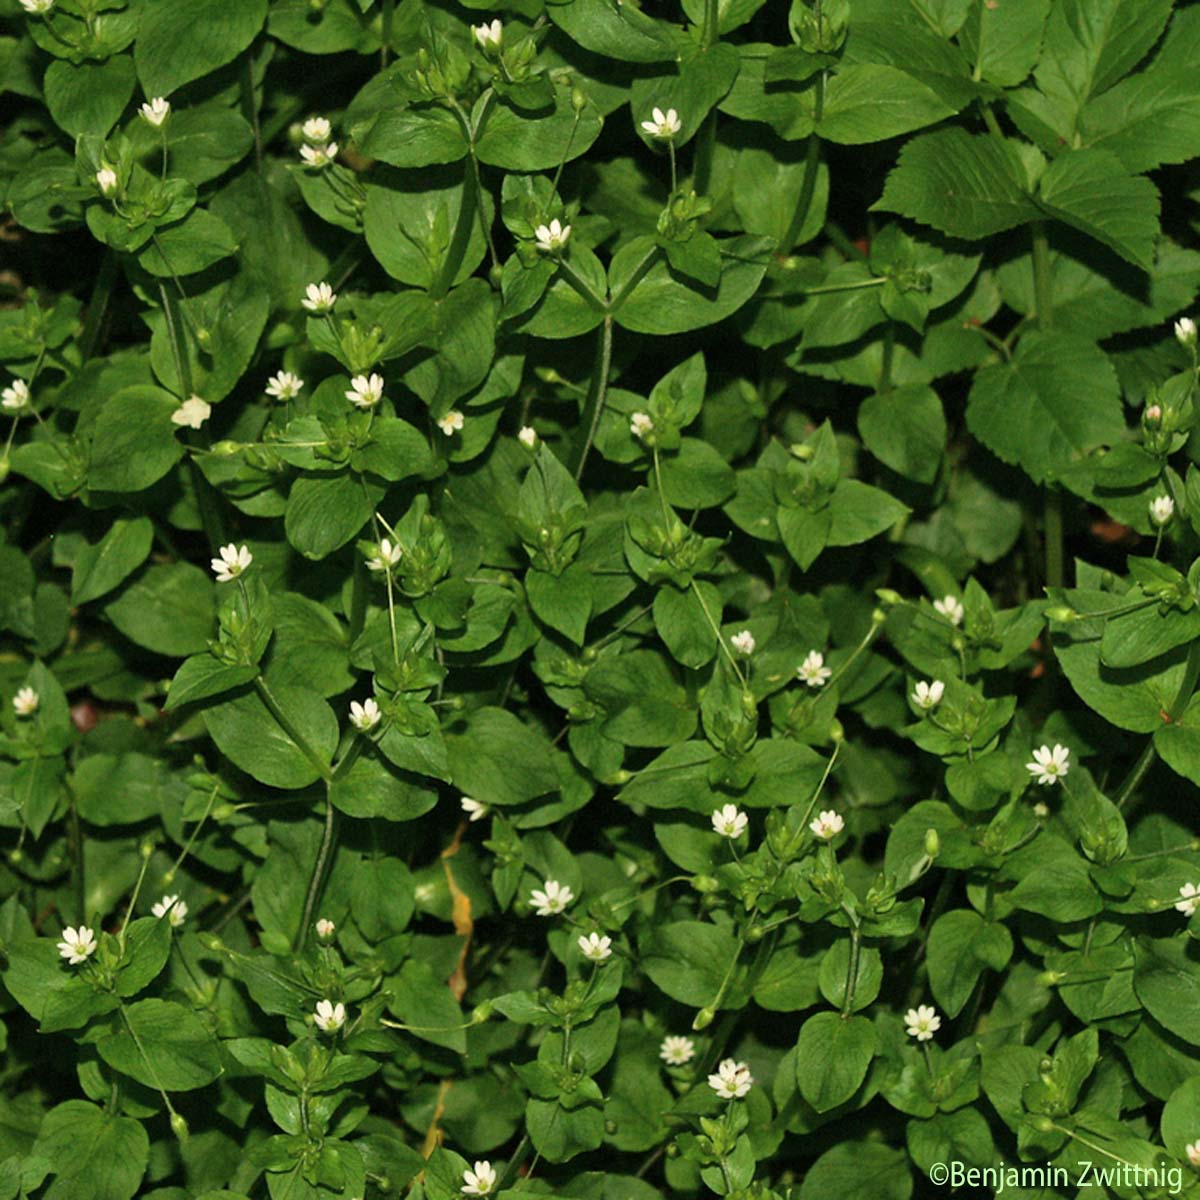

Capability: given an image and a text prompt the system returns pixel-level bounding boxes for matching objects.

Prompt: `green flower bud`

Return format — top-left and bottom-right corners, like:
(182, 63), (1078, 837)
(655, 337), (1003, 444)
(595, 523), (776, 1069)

(692, 1006), (715, 1030)
(170, 1112), (189, 1141)
(1044, 605), (1077, 623)
(923, 828), (940, 859)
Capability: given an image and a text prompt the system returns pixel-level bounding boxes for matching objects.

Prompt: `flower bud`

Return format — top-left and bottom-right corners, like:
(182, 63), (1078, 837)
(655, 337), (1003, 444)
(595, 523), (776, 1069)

(1044, 605), (1076, 623)
(875, 588), (902, 607)
(196, 932), (225, 952)
(923, 828), (940, 859)
(692, 1006), (715, 1031)
(470, 1002), (494, 1024)
(571, 87), (587, 113)
(1032, 1115), (1056, 1133)
(170, 1112), (189, 1141)
(690, 874), (719, 893)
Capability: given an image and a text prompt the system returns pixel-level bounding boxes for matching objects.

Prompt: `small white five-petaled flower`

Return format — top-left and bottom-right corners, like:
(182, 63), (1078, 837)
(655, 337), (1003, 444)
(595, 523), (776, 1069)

(12, 687), (38, 717)
(912, 679), (945, 710)
(437, 410), (465, 436)
(629, 412), (654, 440)
(20, 0), (56, 13)
(530, 879), (574, 916)
(2, 380), (31, 412)
(711, 804), (748, 840)
(518, 425), (538, 449)
(301, 116), (332, 143)
(300, 142), (339, 169)
(139, 97), (171, 127)
(314, 999), (346, 1033)
(96, 166), (119, 196)
(171, 395), (211, 429)
(302, 281), (337, 313)
(797, 649), (832, 688)
(578, 932), (612, 962)
(933, 594), (964, 626)
(265, 371), (304, 401)
(366, 538), (403, 572)
(534, 219), (570, 254)
(346, 373), (384, 409)
(731, 630), (756, 656)
(1186, 1140), (1200, 1167)
(1176, 317), (1197, 347)
(1026, 743), (1070, 786)
(349, 698), (381, 732)
(809, 810), (844, 840)
(707, 1058), (753, 1099)
(315, 917), (336, 939)
(57, 926), (97, 965)
(472, 19), (503, 50)
(461, 796), (488, 822)
(905, 1004), (941, 1041)
(641, 106), (682, 139)
(461, 1160), (497, 1196)
(1150, 495), (1175, 525)
(151, 894), (187, 927)
(659, 1034), (696, 1065)
(211, 543), (252, 583)
(1175, 883), (1200, 918)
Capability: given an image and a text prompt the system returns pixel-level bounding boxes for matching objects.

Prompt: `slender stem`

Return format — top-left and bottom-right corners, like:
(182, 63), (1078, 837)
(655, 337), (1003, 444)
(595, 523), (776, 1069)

(120, 1004), (181, 1120)
(469, 151), (500, 276)
(691, 118), (712, 196)
(381, 0), (395, 68)
(879, 321), (895, 394)
(254, 678), (333, 783)
(169, 785), (219, 878)
(295, 790), (337, 952)
(495, 1133), (530, 1192)
(780, 74), (826, 251)
(803, 276), (885, 296)
(79, 250), (117, 360)
(570, 315), (614, 481)
(608, 245), (660, 311)
(690, 577), (747, 687)
(157, 280), (193, 397)
(241, 54), (263, 175)
(430, 156), (479, 300)
(554, 257), (607, 312)
(840, 921), (862, 1017)
(118, 849), (153, 949)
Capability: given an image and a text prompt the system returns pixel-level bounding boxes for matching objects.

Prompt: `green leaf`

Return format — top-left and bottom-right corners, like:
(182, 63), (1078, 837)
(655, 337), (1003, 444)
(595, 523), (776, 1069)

(389, 960), (466, 1053)
(817, 65), (956, 144)
(957, 0), (1050, 87)
(136, 208), (239, 277)
(135, 0), (268, 97)
(477, 81), (605, 171)
(827, 479), (910, 546)
(285, 471), (382, 560)
(926, 910), (1013, 1018)
(33, 1101), (148, 1200)
(72, 753), (164, 826)
(641, 921), (748, 1009)
(527, 563), (593, 645)
(1133, 936), (1200, 1047)
(166, 656), (258, 709)
(97, 999), (223, 1090)
(798, 1141), (911, 1200)
(583, 649), (698, 747)
(874, 129), (1038, 241)
(43, 57), (136, 137)
(203, 683), (337, 790)
(71, 516), (153, 606)
(358, 105), (468, 169)
(1035, 148), (1160, 271)
(1154, 694), (1200, 789)
(547, 0), (681, 62)
(630, 44), (741, 148)
(965, 331), (1122, 484)
(858, 386), (946, 484)
(104, 563), (215, 657)
(445, 707), (558, 806)
(653, 582), (721, 669)
(659, 439), (736, 508)
(88, 386), (184, 493)
(795, 1012), (877, 1112)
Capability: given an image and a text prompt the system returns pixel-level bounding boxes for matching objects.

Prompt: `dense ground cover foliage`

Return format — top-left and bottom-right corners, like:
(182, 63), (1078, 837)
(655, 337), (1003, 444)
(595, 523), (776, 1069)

(3, 0), (1200, 1197)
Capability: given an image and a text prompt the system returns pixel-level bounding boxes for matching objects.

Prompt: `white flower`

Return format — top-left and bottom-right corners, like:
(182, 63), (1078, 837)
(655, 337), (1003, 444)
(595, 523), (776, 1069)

(211, 543), (252, 583)
(711, 804), (748, 840)
(529, 879), (574, 916)
(641, 106), (682, 139)
(1151, 494), (1175, 525)
(302, 281), (337, 313)
(797, 649), (832, 688)
(1032, 801), (1050, 820)
(534, 219), (570, 254)
(19, 0), (55, 15)
(731, 630), (756, 656)
(96, 166), (119, 196)
(707, 1058), (753, 1099)
(630, 412), (654, 440)
(518, 425), (537, 449)
(1, 380), (31, 412)
(472, 19), (503, 50)
(578, 932), (612, 962)
(265, 371), (304, 401)
(905, 1004), (941, 1042)
(912, 679), (945, 710)
(57, 926), (97, 965)
(315, 917), (336, 939)
(933, 595), (964, 626)
(461, 796), (488, 822)
(1025, 743), (1070, 786)
(346, 373), (384, 409)
(1186, 1140), (1200, 1168)
(1176, 317), (1197, 347)
(300, 142), (338, 169)
(171, 395), (211, 429)
(349, 698), (381, 732)
(139, 97), (171, 127)
(659, 1035), (696, 1066)
(151, 894), (187, 927)
(12, 687), (38, 717)
(314, 999), (346, 1033)
(1145, 404), (1163, 423)
(809, 809), (844, 840)
(437, 410), (465, 436)
(462, 1160), (497, 1196)
(366, 538), (403, 572)
(301, 116), (332, 143)
(1175, 883), (1200, 918)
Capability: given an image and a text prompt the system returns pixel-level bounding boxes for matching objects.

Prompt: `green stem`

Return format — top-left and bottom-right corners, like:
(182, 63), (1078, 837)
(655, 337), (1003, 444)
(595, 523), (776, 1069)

(608, 245), (660, 311)
(157, 280), (193, 397)
(840, 920), (862, 1018)
(78, 250), (117, 360)
(381, 0), (395, 68)
(430, 155), (479, 300)
(879, 321), (895, 394)
(570, 315), (614, 481)
(692, 114), (715, 197)
(254, 678), (333, 784)
(780, 74), (826, 252)
(295, 791), (337, 953)
(120, 1004), (181, 1121)
(241, 54), (263, 175)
